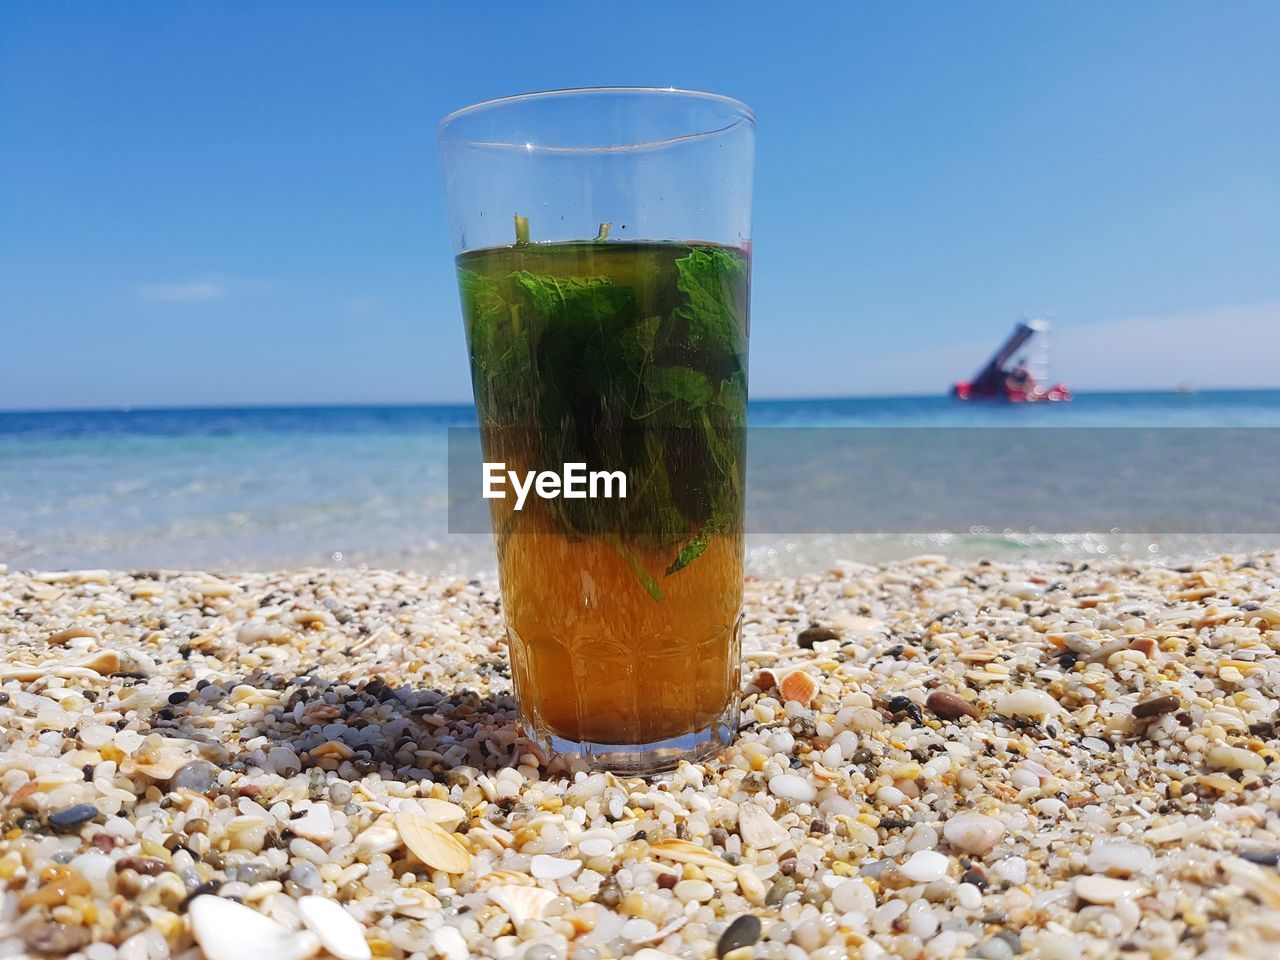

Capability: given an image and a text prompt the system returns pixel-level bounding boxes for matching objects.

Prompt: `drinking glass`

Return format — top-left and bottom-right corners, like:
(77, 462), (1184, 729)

(438, 87), (754, 773)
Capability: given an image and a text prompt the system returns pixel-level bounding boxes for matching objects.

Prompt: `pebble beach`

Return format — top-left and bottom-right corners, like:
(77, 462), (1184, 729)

(2, 554), (1279, 960)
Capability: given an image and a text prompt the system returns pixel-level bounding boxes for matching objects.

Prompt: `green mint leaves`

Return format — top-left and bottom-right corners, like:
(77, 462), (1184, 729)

(459, 241), (748, 596)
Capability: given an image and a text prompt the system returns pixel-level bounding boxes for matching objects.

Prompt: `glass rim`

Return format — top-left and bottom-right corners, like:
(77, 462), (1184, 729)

(438, 86), (755, 151)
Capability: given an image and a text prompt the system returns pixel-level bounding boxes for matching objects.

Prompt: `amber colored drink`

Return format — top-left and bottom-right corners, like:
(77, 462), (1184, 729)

(457, 240), (749, 767)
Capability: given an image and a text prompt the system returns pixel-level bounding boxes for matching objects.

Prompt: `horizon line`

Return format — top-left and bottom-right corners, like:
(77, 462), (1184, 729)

(3, 385), (1280, 417)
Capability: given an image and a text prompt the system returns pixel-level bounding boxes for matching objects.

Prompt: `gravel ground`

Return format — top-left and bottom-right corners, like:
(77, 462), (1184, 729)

(1, 554), (1278, 960)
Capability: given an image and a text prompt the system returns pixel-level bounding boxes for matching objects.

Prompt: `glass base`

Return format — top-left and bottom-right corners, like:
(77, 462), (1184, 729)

(526, 702), (739, 776)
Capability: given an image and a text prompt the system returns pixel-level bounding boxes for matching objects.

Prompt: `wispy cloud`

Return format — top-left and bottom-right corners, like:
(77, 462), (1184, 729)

(136, 281), (227, 303)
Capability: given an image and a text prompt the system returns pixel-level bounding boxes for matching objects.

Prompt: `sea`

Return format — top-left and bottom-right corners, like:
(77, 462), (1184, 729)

(3, 390), (1279, 576)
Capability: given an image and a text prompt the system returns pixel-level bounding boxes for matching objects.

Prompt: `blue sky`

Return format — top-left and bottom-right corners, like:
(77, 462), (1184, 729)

(2, 2), (1278, 410)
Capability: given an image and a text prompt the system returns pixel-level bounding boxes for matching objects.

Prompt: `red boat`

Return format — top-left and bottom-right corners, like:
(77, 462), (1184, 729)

(952, 319), (1071, 403)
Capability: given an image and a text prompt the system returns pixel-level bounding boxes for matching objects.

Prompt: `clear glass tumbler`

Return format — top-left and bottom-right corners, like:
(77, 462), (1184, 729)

(438, 87), (754, 774)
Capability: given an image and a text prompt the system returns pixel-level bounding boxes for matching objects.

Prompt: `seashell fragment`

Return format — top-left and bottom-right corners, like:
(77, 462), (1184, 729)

(648, 838), (727, 870)
(1, 650), (120, 682)
(297, 896), (371, 960)
(475, 870), (537, 889)
(128, 748), (194, 780)
(395, 807), (472, 874)
(189, 894), (321, 960)
(415, 798), (468, 830)
(290, 803), (335, 843)
(486, 884), (557, 925)
(309, 741), (355, 760)
(530, 854), (581, 881)
(737, 801), (789, 849)
(355, 817), (400, 855)
(387, 886), (443, 918)
(779, 669), (818, 705)
(47, 627), (99, 646)
(632, 913), (690, 945)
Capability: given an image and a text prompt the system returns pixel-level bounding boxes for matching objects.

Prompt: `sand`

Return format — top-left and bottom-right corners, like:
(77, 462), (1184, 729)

(1, 554), (1278, 959)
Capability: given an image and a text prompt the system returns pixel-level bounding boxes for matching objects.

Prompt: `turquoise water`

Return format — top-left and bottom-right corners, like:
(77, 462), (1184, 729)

(3, 390), (1279, 573)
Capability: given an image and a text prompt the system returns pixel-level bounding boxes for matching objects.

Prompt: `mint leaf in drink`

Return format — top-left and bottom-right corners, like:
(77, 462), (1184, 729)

(666, 515), (726, 575)
(673, 247), (749, 359)
(455, 238), (748, 596)
(459, 269), (534, 425)
(642, 366), (714, 426)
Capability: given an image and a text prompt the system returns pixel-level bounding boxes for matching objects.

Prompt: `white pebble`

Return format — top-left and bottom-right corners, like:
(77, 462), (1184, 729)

(996, 688), (1059, 719)
(1086, 842), (1155, 877)
(114, 729), (145, 754)
(956, 882), (983, 910)
(907, 900), (938, 938)
(1033, 798), (1066, 819)
(189, 895), (320, 960)
(1011, 768), (1041, 790)
(430, 926), (469, 960)
(621, 918), (657, 941)
(579, 836), (615, 858)
(81, 724), (116, 749)
(831, 879), (875, 914)
(530, 854), (581, 881)
(1074, 875), (1145, 904)
(900, 850), (949, 883)
(289, 804), (335, 843)
(992, 856), (1027, 885)
(297, 896), (371, 960)
(876, 786), (906, 807)
(768, 773), (817, 802)
(673, 879), (715, 902)
(1207, 745), (1266, 773)
(942, 812), (1005, 855)
(1035, 933), (1084, 960)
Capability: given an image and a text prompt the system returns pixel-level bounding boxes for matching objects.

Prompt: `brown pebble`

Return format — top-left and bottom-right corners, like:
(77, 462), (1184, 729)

(1132, 695), (1181, 719)
(657, 871), (678, 889)
(797, 624), (839, 649)
(116, 856), (168, 877)
(23, 921), (90, 956)
(926, 690), (979, 721)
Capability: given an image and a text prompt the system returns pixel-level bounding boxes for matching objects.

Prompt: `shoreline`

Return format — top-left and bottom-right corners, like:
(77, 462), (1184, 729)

(2, 555), (1278, 958)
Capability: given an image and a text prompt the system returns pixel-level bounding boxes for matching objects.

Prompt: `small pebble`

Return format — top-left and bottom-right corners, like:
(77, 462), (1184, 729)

(996, 689), (1059, 720)
(768, 773), (817, 802)
(1074, 875), (1145, 905)
(289, 861), (322, 890)
(1086, 842), (1155, 877)
(943, 812), (1004, 856)
(1131, 695), (1180, 718)
(172, 760), (218, 792)
(717, 914), (763, 957)
(926, 690), (978, 721)
(900, 850), (949, 883)
(49, 804), (99, 829)
(531, 854), (581, 880)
